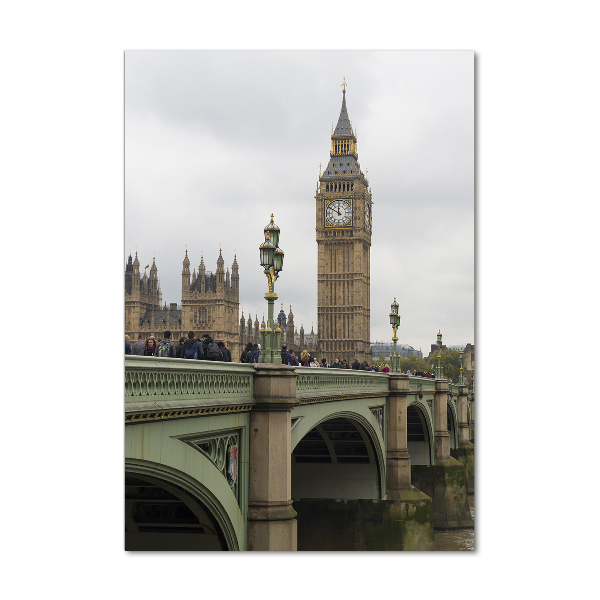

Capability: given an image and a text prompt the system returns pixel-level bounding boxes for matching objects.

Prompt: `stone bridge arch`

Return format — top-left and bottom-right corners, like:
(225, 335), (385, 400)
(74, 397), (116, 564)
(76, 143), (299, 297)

(125, 459), (240, 550)
(290, 405), (386, 500)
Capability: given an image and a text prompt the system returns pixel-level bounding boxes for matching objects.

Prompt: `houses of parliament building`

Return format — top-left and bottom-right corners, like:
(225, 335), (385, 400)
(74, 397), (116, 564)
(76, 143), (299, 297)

(125, 84), (372, 363)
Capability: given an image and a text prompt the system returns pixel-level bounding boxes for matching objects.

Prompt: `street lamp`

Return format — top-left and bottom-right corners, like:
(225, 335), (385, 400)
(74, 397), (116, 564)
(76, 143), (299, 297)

(459, 349), (465, 385)
(258, 214), (285, 363)
(435, 329), (444, 379)
(389, 298), (401, 372)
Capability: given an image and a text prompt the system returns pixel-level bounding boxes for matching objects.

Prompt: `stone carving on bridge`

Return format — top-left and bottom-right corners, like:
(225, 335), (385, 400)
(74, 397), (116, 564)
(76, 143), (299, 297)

(369, 407), (384, 434)
(178, 431), (241, 505)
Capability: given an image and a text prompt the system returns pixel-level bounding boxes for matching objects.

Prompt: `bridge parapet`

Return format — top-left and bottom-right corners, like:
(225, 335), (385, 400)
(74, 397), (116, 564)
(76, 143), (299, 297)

(408, 376), (436, 393)
(125, 356), (255, 419)
(295, 367), (389, 402)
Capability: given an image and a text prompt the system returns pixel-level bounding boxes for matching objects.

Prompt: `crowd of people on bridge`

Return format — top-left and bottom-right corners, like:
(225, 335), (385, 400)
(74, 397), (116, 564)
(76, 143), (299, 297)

(125, 332), (446, 378)
(125, 331), (232, 361)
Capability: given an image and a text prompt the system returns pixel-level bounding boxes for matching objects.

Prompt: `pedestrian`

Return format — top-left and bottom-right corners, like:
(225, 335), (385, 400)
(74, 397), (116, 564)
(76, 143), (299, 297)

(331, 358), (342, 368)
(342, 359), (348, 369)
(144, 336), (156, 356)
(241, 342), (253, 363)
(175, 336), (186, 358)
(183, 331), (202, 360)
(321, 358), (329, 368)
(155, 330), (176, 358)
(201, 333), (222, 361)
(406, 369), (412, 375)
(309, 356), (319, 367)
(300, 350), (310, 366)
(380, 363), (390, 373)
(249, 343), (260, 363)
(222, 341), (232, 362)
(351, 359), (360, 370)
(217, 341), (231, 362)
(125, 335), (132, 355)
(280, 344), (292, 365)
(131, 334), (145, 355)
(288, 349), (299, 366)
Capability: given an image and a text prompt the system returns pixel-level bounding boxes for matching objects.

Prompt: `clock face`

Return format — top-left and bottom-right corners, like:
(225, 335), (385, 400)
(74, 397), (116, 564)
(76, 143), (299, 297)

(365, 203), (371, 230)
(326, 199), (352, 227)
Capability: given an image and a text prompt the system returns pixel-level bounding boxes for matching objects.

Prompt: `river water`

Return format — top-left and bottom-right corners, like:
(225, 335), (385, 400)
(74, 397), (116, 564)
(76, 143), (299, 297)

(434, 494), (475, 551)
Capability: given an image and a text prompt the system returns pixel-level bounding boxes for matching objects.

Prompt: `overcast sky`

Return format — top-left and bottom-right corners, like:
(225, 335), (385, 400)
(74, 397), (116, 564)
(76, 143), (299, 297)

(125, 51), (474, 354)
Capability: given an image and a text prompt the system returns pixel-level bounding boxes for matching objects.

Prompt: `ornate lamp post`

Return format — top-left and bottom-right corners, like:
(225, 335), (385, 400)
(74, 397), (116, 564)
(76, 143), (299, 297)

(258, 214), (285, 363)
(389, 298), (401, 372)
(458, 349), (465, 385)
(435, 329), (444, 379)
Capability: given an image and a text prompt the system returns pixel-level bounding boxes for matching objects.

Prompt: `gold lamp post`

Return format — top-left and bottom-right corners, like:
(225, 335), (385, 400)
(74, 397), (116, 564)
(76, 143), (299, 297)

(389, 298), (401, 372)
(258, 214), (285, 363)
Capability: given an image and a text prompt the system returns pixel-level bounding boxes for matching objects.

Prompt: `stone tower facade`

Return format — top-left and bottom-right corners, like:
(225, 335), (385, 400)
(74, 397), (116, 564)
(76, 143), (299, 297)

(181, 249), (240, 360)
(125, 253), (164, 336)
(125, 249), (240, 358)
(316, 86), (373, 364)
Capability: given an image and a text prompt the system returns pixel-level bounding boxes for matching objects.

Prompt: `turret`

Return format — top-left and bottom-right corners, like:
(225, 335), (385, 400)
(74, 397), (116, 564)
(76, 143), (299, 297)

(231, 254), (239, 290)
(199, 255), (206, 294)
(216, 248), (225, 287)
(149, 257), (159, 300)
(125, 254), (133, 295)
(286, 303), (295, 346)
(240, 310), (246, 344)
(182, 248), (191, 295)
(247, 309), (253, 341)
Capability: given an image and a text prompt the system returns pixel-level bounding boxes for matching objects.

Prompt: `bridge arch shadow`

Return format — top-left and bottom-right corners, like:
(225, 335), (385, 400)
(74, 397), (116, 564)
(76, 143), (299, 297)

(291, 412), (385, 500)
(447, 400), (458, 449)
(125, 459), (238, 551)
(407, 402), (433, 465)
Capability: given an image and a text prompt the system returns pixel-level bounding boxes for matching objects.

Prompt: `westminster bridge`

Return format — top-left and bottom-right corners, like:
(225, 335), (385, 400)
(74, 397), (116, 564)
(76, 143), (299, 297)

(125, 356), (474, 551)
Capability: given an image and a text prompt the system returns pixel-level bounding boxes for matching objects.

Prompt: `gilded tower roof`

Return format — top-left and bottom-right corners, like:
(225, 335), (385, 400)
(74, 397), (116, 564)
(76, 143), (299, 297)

(333, 90), (355, 138)
(320, 86), (367, 185)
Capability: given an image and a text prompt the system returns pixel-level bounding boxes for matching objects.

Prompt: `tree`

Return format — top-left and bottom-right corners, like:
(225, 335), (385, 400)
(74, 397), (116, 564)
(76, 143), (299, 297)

(399, 354), (430, 374)
(425, 349), (468, 383)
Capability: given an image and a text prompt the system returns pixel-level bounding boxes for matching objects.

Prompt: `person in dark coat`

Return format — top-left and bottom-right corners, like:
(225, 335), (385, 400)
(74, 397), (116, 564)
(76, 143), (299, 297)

(182, 331), (203, 359)
(125, 335), (132, 355)
(241, 342), (253, 363)
(217, 341), (231, 362)
(331, 358), (342, 368)
(280, 344), (291, 365)
(351, 359), (360, 370)
(201, 333), (222, 361)
(175, 336), (186, 358)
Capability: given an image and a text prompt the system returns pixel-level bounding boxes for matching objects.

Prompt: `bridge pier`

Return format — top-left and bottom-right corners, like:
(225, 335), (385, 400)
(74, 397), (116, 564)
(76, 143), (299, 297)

(385, 373), (435, 550)
(247, 363), (298, 551)
(412, 379), (473, 529)
(450, 383), (475, 493)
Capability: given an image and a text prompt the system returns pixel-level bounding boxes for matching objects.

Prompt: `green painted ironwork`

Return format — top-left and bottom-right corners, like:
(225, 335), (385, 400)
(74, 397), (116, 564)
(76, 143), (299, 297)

(295, 367), (389, 401)
(125, 356), (254, 404)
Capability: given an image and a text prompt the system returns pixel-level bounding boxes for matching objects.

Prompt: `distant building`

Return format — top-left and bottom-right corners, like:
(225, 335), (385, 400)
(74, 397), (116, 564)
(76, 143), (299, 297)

(370, 342), (423, 361)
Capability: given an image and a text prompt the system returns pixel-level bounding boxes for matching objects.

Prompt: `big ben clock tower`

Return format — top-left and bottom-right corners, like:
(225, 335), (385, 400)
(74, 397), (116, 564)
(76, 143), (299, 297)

(316, 81), (372, 365)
